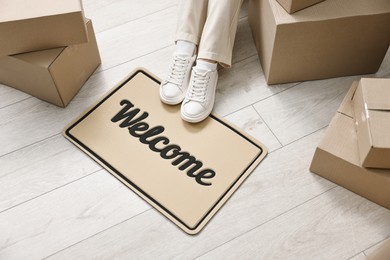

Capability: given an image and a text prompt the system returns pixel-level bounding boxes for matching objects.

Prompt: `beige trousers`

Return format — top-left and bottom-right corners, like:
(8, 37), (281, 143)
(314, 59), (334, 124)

(176, 0), (244, 68)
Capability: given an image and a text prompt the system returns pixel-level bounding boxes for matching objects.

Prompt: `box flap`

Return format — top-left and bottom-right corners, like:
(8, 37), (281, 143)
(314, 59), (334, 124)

(360, 78), (390, 111)
(12, 48), (64, 69)
(318, 113), (360, 165)
(269, 0), (390, 25)
(50, 19), (100, 107)
(337, 81), (358, 118)
(0, 0), (83, 23)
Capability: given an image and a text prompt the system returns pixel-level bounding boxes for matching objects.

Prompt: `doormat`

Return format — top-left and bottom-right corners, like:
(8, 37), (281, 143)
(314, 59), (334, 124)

(63, 68), (267, 235)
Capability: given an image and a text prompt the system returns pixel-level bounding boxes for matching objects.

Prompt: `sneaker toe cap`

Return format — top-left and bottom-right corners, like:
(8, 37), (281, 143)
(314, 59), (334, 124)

(182, 101), (204, 116)
(161, 83), (182, 98)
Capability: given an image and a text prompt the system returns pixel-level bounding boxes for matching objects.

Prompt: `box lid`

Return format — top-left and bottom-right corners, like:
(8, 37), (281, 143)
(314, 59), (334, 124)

(360, 78), (390, 110)
(358, 78), (390, 149)
(0, 0), (83, 23)
(270, 0), (390, 25)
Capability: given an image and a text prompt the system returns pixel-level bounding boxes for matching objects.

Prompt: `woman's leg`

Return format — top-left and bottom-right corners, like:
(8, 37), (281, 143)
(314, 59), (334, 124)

(198, 0), (244, 68)
(175, 0), (208, 46)
(160, 0), (208, 105)
(181, 0), (244, 123)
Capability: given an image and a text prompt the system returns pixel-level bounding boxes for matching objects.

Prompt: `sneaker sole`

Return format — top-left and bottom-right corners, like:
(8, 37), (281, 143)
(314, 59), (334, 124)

(180, 105), (213, 123)
(159, 88), (185, 105)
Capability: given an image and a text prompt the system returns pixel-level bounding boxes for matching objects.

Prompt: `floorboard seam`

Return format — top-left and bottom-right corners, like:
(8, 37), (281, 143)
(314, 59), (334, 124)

(252, 105), (283, 147)
(0, 169), (103, 214)
(0, 133), (61, 158)
(193, 186), (338, 259)
(345, 252), (364, 260)
(221, 82), (301, 118)
(41, 207), (152, 260)
(0, 96), (32, 110)
(361, 236), (390, 257)
(95, 4), (177, 35)
(281, 125), (328, 147)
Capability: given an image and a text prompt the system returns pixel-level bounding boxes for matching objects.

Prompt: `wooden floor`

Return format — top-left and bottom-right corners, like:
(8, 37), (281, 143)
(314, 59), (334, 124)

(1, 1), (389, 259)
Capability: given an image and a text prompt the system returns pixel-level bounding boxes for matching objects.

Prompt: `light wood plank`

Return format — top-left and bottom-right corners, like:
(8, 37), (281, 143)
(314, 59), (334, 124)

(224, 106), (282, 152)
(94, 6), (177, 72)
(0, 84), (30, 109)
(215, 55), (297, 116)
(0, 135), (101, 212)
(253, 76), (360, 145)
(198, 187), (390, 260)
(82, 0), (177, 33)
(46, 130), (336, 260)
(231, 18), (257, 65)
(0, 172), (150, 260)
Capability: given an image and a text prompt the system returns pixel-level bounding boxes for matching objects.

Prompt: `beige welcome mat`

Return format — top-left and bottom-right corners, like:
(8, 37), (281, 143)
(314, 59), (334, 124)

(63, 68), (267, 234)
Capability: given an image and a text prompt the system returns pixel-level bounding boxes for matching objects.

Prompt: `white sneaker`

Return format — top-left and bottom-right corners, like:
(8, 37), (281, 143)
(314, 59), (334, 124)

(181, 67), (218, 123)
(160, 54), (196, 105)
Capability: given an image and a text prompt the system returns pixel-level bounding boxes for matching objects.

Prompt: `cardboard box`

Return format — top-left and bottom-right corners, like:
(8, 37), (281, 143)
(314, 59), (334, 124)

(0, 19), (101, 107)
(352, 78), (390, 169)
(0, 0), (88, 56)
(248, 0), (390, 84)
(310, 82), (390, 209)
(276, 0), (325, 13)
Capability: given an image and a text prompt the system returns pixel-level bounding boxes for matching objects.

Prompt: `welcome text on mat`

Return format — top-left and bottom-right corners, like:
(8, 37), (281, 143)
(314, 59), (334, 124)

(111, 99), (216, 186)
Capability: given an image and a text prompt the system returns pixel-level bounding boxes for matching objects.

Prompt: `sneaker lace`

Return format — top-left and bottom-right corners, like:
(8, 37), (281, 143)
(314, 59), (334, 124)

(187, 70), (210, 103)
(164, 56), (189, 88)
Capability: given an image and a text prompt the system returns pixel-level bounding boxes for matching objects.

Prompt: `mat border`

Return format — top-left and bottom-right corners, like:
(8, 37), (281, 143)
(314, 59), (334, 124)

(64, 68), (266, 234)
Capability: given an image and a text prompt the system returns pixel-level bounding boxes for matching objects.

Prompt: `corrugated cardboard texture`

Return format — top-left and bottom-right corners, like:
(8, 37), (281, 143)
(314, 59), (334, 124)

(353, 78), (390, 169)
(0, 0), (87, 56)
(249, 0), (390, 84)
(0, 19), (101, 107)
(63, 69), (268, 235)
(276, 0), (325, 14)
(310, 83), (390, 209)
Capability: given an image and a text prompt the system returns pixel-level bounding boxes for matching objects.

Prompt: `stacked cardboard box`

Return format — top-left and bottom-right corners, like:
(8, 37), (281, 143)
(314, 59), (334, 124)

(248, 0), (390, 84)
(310, 79), (390, 209)
(0, 0), (101, 107)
